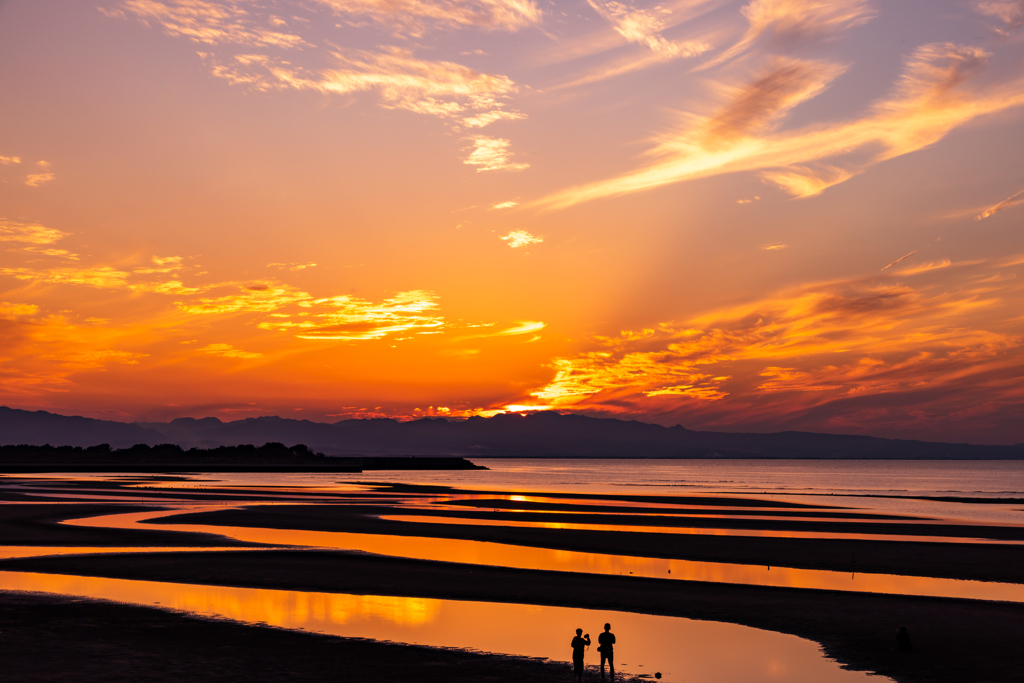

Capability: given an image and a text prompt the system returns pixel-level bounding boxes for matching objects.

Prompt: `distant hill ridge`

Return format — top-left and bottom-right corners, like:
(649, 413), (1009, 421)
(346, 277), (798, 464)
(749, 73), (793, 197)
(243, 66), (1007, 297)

(1, 406), (1021, 459)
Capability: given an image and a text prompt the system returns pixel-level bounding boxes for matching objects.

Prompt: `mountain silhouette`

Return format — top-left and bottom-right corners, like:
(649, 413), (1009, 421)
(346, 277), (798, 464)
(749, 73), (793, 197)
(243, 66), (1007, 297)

(2, 406), (1021, 458)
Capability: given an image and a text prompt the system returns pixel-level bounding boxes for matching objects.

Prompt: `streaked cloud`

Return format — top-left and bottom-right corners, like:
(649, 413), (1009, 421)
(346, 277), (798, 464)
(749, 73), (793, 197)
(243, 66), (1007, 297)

(112, 2), (530, 164)
(115, 0), (308, 48)
(880, 250), (916, 271)
(268, 261), (317, 271)
(464, 136), (528, 171)
(0, 265), (131, 289)
(25, 173), (55, 187)
(200, 343), (263, 359)
(491, 200), (518, 209)
(0, 221), (69, 245)
(976, 187), (1024, 220)
(701, 0), (877, 69)
(313, 0), (543, 33)
(134, 255), (185, 274)
(535, 43), (1024, 209)
(0, 156), (20, 165)
(177, 281), (312, 314)
(975, 0), (1024, 33)
(762, 242), (787, 250)
(500, 229), (543, 247)
(258, 290), (444, 340)
(498, 320), (545, 335)
(586, 0), (712, 57)
(212, 47), (524, 131)
(0, 302), (38, 317)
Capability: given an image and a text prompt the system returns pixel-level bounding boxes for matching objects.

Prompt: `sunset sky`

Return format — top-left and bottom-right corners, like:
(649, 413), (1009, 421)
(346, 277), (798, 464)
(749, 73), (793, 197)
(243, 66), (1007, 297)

(2, 0), (1024, 443)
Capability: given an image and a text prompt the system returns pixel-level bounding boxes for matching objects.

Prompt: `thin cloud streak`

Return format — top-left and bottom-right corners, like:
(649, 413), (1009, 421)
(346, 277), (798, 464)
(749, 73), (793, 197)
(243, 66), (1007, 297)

(313, 0), (543, 33)
(534, 43), (1024, 209)
(881, 250), (917, 271)
(698, 0), (877, 70)
(976, 187), (1024, 220)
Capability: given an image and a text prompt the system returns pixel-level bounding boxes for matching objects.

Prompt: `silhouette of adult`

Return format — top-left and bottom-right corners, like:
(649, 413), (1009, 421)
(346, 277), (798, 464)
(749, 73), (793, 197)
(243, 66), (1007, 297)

(598, 623), (616, 678)
(571, 628), (591, 682)
(896, 626), (912, 652)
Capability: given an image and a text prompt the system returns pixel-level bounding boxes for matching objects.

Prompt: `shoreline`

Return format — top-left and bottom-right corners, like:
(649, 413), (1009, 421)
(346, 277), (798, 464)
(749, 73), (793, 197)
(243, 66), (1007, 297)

(0, 590), (633, 683)
(5, 548), (1024, 683)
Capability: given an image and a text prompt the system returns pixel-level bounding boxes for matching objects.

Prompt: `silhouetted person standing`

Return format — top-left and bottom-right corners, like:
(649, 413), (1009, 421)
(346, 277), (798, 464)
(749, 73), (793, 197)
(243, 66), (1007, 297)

(896, 626), (912, 652)
(571, 628), (591, 682)
(598, 623), (616, 678)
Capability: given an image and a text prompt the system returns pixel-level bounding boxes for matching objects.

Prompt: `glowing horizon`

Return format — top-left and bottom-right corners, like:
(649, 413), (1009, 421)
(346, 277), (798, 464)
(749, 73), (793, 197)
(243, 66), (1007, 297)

(2, 0), (1024, 443)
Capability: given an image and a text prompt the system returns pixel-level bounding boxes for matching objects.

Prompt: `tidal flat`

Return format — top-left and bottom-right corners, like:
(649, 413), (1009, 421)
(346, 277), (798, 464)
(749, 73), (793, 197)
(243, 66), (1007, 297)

(3, 461), (1024, 683)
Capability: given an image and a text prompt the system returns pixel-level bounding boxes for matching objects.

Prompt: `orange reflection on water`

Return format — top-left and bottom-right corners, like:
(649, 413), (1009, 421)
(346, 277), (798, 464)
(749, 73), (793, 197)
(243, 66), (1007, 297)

(0, 570), (879, 683)
(0, 546), (268, 561)
(64, 509), (1024, 603)
(381, 514), (1024, 545)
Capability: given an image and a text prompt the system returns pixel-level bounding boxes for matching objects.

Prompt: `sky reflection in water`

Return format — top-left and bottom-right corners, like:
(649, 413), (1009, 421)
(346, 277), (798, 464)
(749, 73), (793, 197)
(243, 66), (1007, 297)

(0, 570), (880, 683)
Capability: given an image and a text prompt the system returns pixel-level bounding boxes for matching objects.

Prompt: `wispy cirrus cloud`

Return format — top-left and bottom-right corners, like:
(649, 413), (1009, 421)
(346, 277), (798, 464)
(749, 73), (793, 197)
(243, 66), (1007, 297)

(975, 0), (1024, 34)
(177, 281), (312, 314)
(112, 0), (308, 48)
(701, 0), (876, 69)
(111, 1), (531, 168)
(248, 47), (524, 127)
(0, 221), (69, 245)
(976, 187), (1024, 220)
(535, 43), (1024, 209)
(24, 173), (55, 187)
(257, 290), (444, 340)
(0, 266), (131, 289)
(464, 136), (528, 171)
(586, 0), (712, 57)
(881, 250), (916, 271)
(500, 229), (542, 247)
(200, 342), (263, 359)
(313, 0), (543, 33)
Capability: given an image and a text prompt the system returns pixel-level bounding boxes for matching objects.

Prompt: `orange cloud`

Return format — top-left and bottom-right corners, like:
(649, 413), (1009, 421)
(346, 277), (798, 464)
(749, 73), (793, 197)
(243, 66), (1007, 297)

(976, 187), (1024, 220)
(701, 0), (877, 69)
(116, 0), (308, 48)
(258, 290), (444, 341)
(25, 173), (55, 187)
(0, 221), (69, 245)
(535, 43), (1024, 209)
(500, 230), (542, 247)
(314, 0), (543, 33)
(975, 0), (1024, 33)
(200, 343), (263, 359)
(522, 259), (1023, 436)
(586, 0), (712, 57)
(464, 136), (528, 171)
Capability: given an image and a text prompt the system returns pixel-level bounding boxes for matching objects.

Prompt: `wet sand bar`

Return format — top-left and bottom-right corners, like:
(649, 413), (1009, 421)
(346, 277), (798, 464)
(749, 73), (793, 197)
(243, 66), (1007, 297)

(4, 549), (1024, 683)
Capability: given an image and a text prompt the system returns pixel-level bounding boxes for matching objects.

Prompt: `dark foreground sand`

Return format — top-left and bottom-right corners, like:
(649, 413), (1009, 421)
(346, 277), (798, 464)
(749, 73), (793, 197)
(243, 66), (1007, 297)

(0, 591), (636, 683)
(5, 549), (1024, 683)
